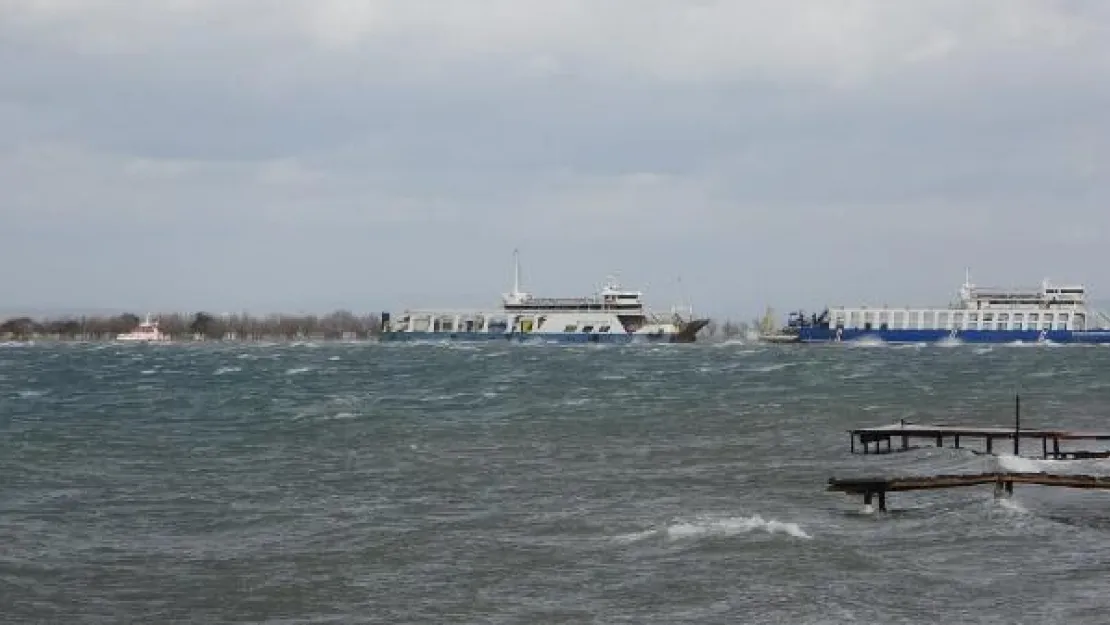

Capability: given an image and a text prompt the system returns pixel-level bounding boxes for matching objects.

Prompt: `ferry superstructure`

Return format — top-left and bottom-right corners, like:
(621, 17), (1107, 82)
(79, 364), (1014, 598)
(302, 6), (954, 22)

(380, 252), (709, 343)
(784, 272), (1110, 344)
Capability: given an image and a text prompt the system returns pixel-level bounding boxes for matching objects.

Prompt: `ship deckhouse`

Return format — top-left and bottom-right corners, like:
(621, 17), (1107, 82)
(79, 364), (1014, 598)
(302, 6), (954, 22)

(502, 280), (645, 314)
(958, 277), (1087, 311)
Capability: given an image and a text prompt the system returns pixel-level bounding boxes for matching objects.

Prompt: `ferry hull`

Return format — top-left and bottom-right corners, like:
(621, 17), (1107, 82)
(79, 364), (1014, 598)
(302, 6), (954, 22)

(380, 331), (685, 344)
(797, 328), (1110, 344)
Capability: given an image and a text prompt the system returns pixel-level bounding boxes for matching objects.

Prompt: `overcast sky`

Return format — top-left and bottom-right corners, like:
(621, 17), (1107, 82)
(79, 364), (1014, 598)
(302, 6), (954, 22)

(2, 1), (1108, 319)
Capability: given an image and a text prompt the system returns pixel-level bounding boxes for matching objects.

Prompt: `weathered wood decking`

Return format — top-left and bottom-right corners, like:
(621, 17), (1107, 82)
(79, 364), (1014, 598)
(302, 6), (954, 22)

(850, 422), (1110, 458)
(828, 472), (1110, 511)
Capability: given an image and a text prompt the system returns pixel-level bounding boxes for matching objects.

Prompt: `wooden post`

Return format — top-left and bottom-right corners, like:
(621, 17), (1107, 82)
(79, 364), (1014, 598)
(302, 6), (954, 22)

(986, 436), (993, 454)
(1042, 436), (1048, 459)
(955, 435), (961, 449)
(850, 433), (855, 454)
(886, 437), (892, 453)
(936, 435), (943, 447)
(864, 492), (873, 507)
(1014, 394), (1021, 456)
(878, 491), (887, 512)
(1053, 437), (1060, 459)
(1005, 481), (1013, 495)
(902, 435), (909, 451)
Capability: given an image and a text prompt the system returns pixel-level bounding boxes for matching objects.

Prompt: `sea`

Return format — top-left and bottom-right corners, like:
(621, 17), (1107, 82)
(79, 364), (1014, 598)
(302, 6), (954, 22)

(3, 340), (1110, 624)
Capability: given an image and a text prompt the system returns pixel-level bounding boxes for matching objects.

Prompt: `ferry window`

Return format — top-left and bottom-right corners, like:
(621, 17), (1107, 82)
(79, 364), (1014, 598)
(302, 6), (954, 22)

(952, 313), (964, 328)
(937, 312), (949, 328)
(969, 314), (978, 322)
(598, 325), (611, 332)
(892, 312), (905, 329)
(983, 313), (994, 322)
(581, 325), (594, 333)
(1075, 315), (1086, 331)
(564, 324), (577, 332)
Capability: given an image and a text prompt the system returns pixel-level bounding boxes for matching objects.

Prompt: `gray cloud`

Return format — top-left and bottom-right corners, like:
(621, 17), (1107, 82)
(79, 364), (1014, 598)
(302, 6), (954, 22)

(1, 1), (1109, 317)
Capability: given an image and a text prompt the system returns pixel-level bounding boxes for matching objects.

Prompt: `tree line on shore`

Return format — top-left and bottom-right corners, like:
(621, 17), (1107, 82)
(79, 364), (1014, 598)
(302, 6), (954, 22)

(1, 311), (761, 342)
(0, 311), (384, 341)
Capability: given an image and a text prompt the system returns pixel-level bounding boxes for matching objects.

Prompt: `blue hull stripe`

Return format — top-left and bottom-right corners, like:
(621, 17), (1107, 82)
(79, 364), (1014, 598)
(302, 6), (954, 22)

(798, 328), (1110, 344)
(381, 331), (675, 344)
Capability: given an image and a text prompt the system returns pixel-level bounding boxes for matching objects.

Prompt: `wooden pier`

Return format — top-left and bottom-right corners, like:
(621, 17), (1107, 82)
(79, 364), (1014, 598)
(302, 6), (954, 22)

(828, 472), (1110, 511)
(849, 396), (1110, 459)
(850, 423), (1110, 458)
(830, 396), (1110, 513)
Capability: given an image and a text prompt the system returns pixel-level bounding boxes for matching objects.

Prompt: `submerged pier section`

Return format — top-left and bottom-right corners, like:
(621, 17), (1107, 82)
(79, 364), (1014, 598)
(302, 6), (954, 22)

(828, 472), (1110, 512)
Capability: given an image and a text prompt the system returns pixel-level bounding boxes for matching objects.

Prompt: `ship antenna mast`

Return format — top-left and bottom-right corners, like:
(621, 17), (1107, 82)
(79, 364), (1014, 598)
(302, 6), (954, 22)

(513, 248), (521, 295)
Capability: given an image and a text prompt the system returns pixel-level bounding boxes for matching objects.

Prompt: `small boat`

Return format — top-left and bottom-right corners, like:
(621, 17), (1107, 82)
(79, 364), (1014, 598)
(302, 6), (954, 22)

(756, 307), (800, 343)
(116, 314), (170, 342)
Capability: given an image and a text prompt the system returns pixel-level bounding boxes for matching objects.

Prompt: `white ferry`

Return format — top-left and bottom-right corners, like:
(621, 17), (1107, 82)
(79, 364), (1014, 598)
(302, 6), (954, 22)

(785, 272), (1110, 344)
(116, 314), (170, 342)
(380, 252), (709, 343)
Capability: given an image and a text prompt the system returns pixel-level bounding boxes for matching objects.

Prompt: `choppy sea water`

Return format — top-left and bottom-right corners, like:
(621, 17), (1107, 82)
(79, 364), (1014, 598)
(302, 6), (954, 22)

(3, 340), (1110, 624)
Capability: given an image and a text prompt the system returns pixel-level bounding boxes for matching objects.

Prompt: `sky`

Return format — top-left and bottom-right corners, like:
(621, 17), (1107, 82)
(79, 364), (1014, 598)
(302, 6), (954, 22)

(2, 0), (1109, 320)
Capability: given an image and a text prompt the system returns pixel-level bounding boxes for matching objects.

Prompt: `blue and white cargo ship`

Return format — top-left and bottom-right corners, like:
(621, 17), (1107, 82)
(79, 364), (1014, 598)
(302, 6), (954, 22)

(781, 272), (1110, 344)
(380, 252), (709, 343)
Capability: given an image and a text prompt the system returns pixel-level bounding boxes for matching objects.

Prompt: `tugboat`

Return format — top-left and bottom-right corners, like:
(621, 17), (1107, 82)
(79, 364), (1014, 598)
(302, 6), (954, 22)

(757, 307), (803, 343)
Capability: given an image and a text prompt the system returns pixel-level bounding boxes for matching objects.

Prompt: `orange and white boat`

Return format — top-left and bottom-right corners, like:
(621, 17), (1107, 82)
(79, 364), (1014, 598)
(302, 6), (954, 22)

(116, 314), (170, 342)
